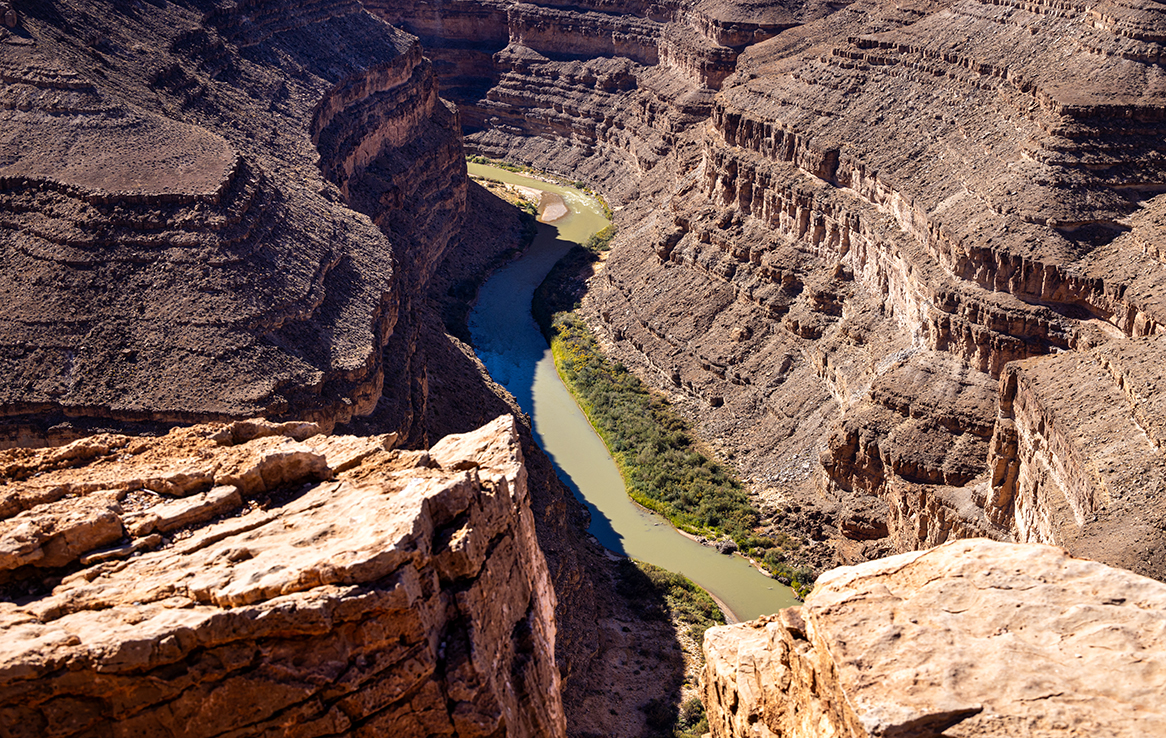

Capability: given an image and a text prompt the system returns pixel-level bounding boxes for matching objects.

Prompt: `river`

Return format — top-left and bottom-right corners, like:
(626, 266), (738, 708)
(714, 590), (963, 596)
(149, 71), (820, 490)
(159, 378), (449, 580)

(466, 163), (799, 621)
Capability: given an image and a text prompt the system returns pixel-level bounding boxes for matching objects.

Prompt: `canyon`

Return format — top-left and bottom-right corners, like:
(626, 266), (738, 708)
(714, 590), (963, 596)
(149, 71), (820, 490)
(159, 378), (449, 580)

(380, 0), (1166, 579)
(1, 0), (1165, 735)
(0, 2), (702, 736)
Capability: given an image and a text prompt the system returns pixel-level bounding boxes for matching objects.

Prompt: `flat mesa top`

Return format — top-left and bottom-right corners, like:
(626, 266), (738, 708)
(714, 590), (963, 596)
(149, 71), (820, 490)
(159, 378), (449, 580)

(0, 113), (238, 198)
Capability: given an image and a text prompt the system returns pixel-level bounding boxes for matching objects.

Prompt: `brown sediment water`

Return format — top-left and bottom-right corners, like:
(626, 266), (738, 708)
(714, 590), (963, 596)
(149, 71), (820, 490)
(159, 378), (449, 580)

(468, 163), (799, 621)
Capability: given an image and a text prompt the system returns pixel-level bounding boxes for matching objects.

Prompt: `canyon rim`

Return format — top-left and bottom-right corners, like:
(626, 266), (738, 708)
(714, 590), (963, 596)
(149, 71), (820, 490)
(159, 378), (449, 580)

(1, 0), (1165, 736)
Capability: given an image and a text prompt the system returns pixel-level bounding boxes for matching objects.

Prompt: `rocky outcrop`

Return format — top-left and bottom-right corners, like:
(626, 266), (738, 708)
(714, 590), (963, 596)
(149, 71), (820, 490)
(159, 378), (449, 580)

(986, 335), (1166, 578)
(702, 538), (1166, 738)
(0, 415), (565, 738)
(0, 1), (464, 444)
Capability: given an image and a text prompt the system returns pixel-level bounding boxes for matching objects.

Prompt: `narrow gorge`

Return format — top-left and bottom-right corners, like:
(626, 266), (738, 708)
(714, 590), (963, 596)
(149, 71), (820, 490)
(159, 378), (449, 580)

(1, 0), (1164, 736)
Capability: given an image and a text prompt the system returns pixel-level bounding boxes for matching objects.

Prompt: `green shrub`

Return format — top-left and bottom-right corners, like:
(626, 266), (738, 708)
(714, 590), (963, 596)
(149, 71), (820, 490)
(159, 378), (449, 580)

(616, 559), (725, 644)
(583, 224), (616, 252)
(546, 313), (759, 542)
(676, 697), (708, 737)
(763, 549), (786, 567)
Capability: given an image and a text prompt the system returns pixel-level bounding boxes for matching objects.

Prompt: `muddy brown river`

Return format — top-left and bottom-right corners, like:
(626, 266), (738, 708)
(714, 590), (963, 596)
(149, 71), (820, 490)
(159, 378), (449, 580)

(467, 163), (799, 621)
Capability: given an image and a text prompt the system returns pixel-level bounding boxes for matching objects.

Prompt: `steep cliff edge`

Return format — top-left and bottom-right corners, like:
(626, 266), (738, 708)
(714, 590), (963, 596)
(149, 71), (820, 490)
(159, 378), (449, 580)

(702, 538), (1166, 737)
(0, 415), (565, 738)
(0, 1), (463, 444)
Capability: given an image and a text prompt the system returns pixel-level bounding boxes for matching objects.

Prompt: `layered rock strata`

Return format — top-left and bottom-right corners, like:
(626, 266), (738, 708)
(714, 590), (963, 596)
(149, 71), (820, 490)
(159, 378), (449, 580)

(703, 538), (1166, 738)
(987, 335), (1166, 577)
(578, 0), (1166, 573)
(371, 0), (811, 195)
(0, 415), (565, 738)
(1, 5), (702, 734)
(0, 1), (464, 443)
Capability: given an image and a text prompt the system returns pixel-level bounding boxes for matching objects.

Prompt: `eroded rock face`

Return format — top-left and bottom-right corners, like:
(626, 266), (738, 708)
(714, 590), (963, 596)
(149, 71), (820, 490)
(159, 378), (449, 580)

(987, 335), (1166, 578)
(0, 415), (565, 738)
(574, 0), (1166, 575)
(702, 539), (1166, 738)
(371, 0), (812, 194)
(0, 1), (464, 443)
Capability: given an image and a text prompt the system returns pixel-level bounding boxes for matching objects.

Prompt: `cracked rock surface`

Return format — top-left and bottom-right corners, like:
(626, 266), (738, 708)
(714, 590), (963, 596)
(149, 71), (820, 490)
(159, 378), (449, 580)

(0, 415), (564, 738)
(703, 538), (1166, 738)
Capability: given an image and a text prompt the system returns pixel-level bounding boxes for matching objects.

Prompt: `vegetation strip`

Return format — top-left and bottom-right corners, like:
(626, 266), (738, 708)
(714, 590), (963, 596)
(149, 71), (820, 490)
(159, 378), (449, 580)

(534, 246), (817, 599)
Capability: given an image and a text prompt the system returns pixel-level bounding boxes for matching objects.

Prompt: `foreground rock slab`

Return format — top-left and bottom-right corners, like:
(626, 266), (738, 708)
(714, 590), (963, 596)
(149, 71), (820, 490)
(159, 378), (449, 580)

(703, 538), (1166, 737)
(0, 415), (564, 738)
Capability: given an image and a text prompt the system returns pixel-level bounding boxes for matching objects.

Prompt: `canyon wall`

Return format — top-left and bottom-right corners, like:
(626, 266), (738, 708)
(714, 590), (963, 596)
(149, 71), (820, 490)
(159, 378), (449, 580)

(0, 0), (464, 446)
(0, 415), (565, 738)
(4, 0), (1166, 733)
(987, 335), (1166, 576)
(369, 0), (811, 197)
(0, 4), (708, 735)
(702, 539), (1166, 738)
(574, 0), (1166, 576)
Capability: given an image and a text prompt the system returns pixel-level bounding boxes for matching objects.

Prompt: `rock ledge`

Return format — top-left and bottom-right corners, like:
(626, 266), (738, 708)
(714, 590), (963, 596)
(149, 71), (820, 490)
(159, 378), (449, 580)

(703, 538), (1166, 738)
(0, 415), (564, 738)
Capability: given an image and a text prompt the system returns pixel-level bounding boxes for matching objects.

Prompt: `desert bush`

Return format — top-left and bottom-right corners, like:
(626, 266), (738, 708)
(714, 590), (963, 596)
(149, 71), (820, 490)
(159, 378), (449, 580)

(584, 224), (616, 252)
(676, 697), (709, 737)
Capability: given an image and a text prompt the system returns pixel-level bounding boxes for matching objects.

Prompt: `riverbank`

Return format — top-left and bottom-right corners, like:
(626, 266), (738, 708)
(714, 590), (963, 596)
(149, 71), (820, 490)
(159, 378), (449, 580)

(467, 161), (801, 619)
(531, 189), (568, 222)
(476, 173), (569, 222)
(545, 313), (815, 599)
(530, 242), (817, 599)
(468, 154), (615, 219)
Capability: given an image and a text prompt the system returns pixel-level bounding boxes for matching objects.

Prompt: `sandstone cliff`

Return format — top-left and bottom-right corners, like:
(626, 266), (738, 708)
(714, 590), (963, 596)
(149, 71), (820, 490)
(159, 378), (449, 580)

(702, 538), (1166, 738)
(988, 336), (1166, 577)
(0, 415), (566, 738)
